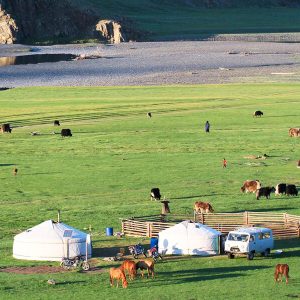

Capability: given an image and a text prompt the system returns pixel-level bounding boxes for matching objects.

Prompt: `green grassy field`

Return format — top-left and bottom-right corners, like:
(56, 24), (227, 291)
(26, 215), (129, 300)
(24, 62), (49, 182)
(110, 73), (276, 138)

(0, 84), (299, 299)
(74, 0), (300, 40)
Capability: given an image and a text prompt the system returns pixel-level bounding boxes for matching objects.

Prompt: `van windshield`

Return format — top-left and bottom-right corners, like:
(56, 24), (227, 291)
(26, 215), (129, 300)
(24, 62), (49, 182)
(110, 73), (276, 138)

(228, 233), (249, 242)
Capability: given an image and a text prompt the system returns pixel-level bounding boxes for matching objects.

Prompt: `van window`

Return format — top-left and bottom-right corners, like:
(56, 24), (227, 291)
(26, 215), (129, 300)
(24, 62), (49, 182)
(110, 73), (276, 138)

(250, 235), (254, 241)
(262, 232), (271, 239)
(258, 233), (263, 240)
(228, 233), (249, 242)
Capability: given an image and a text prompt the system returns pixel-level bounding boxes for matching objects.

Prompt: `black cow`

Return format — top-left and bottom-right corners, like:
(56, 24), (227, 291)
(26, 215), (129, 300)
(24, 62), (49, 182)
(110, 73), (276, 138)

(286, 184), (298, 196)
(150, 188), (161, 201)
(147, 112), (152, 118)
(1, 123), (11, 133)
(61, 129), (72, 137)
(275, 183), (286, 196)
(256, 187), (275, 200)
(253, 110), (263, 117)
(54, 120), (60, 126)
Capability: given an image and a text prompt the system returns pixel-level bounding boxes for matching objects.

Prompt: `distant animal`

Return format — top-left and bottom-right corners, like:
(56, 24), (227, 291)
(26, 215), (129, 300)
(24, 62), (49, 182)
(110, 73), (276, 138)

(275, 183), (286, 196)
(13, 167), (18, 176)
(253, 110), (263, 117)
(54, 120), (60, 126)
(161, 200), (170, 214)
(61, 128), (72, 137)
(256, 186), (275, 200)
(150, 188), (161, 201)
(109, 267), (128, 288)
(274, 264), (289, 284)
(30, 132), (40, 136)
(289, 128), (300, 137)
(286, 184), (298, 196)
(120, 260), (136, 280)
(297, 160), (300, 168)
(241, 180), (261, 193)
(147, 112), (152, 118)
(194, 201), (214, 214)
(136, 260), (155, 278)
(1, 123), (12, 133)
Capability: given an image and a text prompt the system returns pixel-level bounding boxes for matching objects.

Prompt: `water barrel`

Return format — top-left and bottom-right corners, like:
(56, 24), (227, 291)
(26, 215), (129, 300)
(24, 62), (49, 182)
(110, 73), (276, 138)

(150, 237), (158, 249)
(106, 227), (113, 236)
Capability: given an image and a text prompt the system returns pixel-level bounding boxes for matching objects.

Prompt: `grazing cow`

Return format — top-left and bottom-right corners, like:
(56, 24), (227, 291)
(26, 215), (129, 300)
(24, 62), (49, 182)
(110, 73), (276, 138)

(109, 267), (128, 288)
(147, 112), (152, 118)
(150, 188), (161, 201)
(275, 183), (286, 196)
(54, 120), (60, 126)
(120, 260), (136, 280)
(61, 128), (72, 137)
(194, 201), (214, 214)
(161, 200), (170, 214)
(289, 128), (300, 137)
(274, 264), (289, 284)
(253, 110), (263, 117)
(136, 260), (155, 278)
(241, 180), (261, 193)
(256, 186), (275, 200)
(297, 160), (300, 168)
(13, 167), (18, 176)
(286, 184), (298, 196)
(1, 123), (11, 133)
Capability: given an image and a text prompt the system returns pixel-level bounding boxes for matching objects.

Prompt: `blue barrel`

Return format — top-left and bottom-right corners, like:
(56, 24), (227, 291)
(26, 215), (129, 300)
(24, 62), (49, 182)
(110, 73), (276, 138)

(150, 237), (158, 249)
(106, 227), (113, 236)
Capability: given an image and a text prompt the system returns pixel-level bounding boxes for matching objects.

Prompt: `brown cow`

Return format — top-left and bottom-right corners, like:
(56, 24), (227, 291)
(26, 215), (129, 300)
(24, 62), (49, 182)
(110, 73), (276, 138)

(289, 128), (300, 137)
(1, 123), (11, 133)
(120, 260), (136, 280)
(274, 264), (289, 284)
(241, 180), (261, 193)
(136, 260), (155, 278)
(109, 267), (128, 288)
(194, 201), (214, 214)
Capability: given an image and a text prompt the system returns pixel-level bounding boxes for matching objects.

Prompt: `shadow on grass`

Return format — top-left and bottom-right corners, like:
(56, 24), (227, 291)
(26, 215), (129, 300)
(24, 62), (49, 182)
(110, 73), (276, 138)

(231, 207), (297, 213)
(132, 265), (270, 287)
(171, 193), (229, 200)
(0, 164), (15, 167)
(56, 280), (86, 285)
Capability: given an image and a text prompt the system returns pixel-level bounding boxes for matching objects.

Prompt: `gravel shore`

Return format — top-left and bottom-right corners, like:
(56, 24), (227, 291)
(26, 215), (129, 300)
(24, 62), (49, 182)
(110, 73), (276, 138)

(0, 41), (299, 87)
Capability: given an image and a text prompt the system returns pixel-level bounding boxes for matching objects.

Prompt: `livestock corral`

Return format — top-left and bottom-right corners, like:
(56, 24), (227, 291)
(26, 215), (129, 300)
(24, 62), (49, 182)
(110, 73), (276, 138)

(0, 84), (299, 299)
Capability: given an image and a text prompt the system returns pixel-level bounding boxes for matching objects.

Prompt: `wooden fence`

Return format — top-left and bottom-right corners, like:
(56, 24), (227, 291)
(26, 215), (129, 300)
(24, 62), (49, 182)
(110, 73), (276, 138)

(121, 211), (300, 240)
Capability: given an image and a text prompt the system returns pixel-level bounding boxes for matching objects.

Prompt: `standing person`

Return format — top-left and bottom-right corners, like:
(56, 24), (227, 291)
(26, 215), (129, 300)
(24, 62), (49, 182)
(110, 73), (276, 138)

(205, 121), (210, 133)
(223, 158), (227, 168)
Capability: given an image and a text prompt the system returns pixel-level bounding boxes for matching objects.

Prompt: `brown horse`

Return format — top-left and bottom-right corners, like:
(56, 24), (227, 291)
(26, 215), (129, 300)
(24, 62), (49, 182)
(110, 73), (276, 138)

(194, 201), (214, 214)
(136, 259), (155, 278)
(109, 267), (128, 288)
(274, 264), (289, 284)
(120, 260), (137, 280)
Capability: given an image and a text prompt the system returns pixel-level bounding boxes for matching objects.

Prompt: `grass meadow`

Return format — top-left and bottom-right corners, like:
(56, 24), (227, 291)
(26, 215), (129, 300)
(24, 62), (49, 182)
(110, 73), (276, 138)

(0, 83), (299, 299)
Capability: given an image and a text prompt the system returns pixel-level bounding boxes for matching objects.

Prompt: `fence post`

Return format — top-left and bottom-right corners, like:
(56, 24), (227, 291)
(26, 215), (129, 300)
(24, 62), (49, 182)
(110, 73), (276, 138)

(244, 211), (249, 226)
(121, 220), (125, 235)
(297, 225), (300, 238)
(284, 213), (288, 227)
(146, 222), (152, 237)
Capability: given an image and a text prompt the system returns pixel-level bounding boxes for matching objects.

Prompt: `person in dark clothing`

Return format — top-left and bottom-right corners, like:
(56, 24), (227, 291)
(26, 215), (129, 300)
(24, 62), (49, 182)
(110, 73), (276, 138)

(205, 121), (210, 133)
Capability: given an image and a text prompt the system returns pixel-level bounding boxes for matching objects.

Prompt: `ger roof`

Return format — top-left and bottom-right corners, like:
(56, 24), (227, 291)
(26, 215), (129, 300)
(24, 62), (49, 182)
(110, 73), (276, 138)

(230, 227), (272, 234)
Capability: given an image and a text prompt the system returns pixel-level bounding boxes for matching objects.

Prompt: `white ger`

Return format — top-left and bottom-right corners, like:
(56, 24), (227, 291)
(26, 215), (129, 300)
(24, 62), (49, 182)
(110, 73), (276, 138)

(224, 227), (274, 260)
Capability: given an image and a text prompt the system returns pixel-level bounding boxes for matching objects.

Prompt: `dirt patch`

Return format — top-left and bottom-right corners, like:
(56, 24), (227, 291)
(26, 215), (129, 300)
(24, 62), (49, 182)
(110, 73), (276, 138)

(0, 266), (65, 274)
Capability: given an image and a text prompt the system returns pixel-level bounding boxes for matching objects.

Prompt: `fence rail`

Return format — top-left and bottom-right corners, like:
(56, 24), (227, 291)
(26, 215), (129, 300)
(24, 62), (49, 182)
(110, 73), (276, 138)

(121, 211), (300, 240)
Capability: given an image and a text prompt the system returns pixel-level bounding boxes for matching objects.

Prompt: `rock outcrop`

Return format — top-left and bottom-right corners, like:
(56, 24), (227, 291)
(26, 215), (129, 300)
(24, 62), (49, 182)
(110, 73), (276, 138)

(0, 4), (17, 44)
(95, 20), (126, 44)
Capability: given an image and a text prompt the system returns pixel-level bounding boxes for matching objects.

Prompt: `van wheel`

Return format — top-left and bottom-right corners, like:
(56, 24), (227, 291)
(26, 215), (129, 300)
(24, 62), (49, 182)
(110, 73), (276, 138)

(247, 252), (254, 260)
(262, 249), (270, 257)
(228, 253), (234, 259)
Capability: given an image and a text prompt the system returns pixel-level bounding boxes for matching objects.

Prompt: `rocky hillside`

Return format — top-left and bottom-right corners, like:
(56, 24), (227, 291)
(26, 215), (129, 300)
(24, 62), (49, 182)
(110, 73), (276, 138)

(0, 0), (300, 44)
(0, 0), (140, 44)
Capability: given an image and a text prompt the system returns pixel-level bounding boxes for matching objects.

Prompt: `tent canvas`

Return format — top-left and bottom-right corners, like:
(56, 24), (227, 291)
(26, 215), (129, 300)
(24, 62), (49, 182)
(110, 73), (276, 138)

(158, 221), (221, 256)
(13, 220), (92, 261)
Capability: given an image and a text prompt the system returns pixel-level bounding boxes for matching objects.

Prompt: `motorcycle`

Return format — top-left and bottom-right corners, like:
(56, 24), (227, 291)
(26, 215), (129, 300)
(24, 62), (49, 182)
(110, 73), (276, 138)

(148, 247), (163, 262)
(128, 243), (147, 259)
(60, 256), (90, 271)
